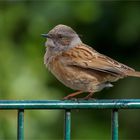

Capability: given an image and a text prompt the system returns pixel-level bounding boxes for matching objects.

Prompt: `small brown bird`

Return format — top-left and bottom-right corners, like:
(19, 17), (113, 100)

(42, 24), (140, 99)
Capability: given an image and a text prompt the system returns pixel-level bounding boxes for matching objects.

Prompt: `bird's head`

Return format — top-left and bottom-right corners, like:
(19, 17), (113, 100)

(42, 24), (82, 53)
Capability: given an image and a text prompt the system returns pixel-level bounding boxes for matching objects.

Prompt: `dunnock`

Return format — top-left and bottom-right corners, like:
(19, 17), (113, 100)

(42, 24), (140, 99)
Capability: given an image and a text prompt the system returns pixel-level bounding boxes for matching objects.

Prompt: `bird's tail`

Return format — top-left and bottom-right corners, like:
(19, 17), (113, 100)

(127, 71), (140, 78)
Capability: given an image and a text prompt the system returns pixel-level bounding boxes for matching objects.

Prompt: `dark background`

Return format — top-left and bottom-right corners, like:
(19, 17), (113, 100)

(0, 1), (140, 140)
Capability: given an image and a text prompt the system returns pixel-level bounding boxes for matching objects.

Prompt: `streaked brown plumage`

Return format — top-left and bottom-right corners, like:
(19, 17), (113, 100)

(42, 24), (140, 99)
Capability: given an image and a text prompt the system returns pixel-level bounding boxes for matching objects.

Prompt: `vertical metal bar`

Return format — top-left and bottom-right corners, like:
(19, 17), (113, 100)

(17, 109), (24, 140)
(64, 109), (71, 140)
(111, 109), (118, 140)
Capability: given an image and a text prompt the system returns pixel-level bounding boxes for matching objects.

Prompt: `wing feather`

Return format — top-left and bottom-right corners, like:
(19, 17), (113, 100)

(61, 44), (135, 76)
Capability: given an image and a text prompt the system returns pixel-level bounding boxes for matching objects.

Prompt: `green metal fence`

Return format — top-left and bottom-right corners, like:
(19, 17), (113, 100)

(0, 99), (140, 140)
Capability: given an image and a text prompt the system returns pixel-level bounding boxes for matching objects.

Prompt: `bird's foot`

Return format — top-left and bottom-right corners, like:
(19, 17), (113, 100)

(63, 96), (77, 101)
(83, 92), (96, 100)
(63, 91), (83, 100)
(83, 96), (96, 100)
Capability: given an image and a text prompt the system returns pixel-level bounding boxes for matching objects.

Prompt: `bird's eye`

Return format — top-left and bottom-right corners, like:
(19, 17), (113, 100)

(58, 34), (63, 38)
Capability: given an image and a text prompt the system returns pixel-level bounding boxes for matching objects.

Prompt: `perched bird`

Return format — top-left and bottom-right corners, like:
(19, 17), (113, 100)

(42, 24), (140, 99)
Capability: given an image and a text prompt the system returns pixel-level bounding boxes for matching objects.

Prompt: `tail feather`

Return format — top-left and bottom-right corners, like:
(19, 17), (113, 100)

(127, 71), (140, 78)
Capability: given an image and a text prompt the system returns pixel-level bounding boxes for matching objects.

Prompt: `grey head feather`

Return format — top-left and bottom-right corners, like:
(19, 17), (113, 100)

(45, 24), (82, 55)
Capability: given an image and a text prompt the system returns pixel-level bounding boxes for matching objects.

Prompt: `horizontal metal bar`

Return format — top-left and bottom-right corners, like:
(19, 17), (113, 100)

(0, 99), (139, 109)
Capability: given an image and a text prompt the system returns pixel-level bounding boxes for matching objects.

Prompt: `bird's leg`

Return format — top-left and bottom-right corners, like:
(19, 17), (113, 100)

(63, 91), (83, 100)
(83, 92), (95, 100)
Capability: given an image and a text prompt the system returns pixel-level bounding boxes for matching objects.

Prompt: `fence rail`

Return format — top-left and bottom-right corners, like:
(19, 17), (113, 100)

(0, 99), (140, 140)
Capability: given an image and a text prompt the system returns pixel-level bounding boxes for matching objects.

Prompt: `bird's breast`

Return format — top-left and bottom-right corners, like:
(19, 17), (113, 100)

(47, 55), (73, 84)
(46, 55), (99, 91)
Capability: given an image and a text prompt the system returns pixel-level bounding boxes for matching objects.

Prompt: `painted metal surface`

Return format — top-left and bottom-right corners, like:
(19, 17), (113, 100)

(0, 99), (139, 109)
(112, 109), (118, 140)
(0, 99), (140, 140)
(17, 109), (24, 140)
(64, 109), (71, 140)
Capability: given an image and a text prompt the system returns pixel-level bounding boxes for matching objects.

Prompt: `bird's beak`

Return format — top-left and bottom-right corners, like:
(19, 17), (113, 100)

(41, 34), (51, 38)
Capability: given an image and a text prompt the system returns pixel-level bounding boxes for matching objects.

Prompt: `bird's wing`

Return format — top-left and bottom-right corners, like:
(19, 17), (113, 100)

(61, 44), (135, 76)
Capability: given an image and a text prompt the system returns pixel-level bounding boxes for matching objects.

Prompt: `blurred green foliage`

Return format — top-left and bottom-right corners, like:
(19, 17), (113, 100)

(0, 1), (140, 140)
